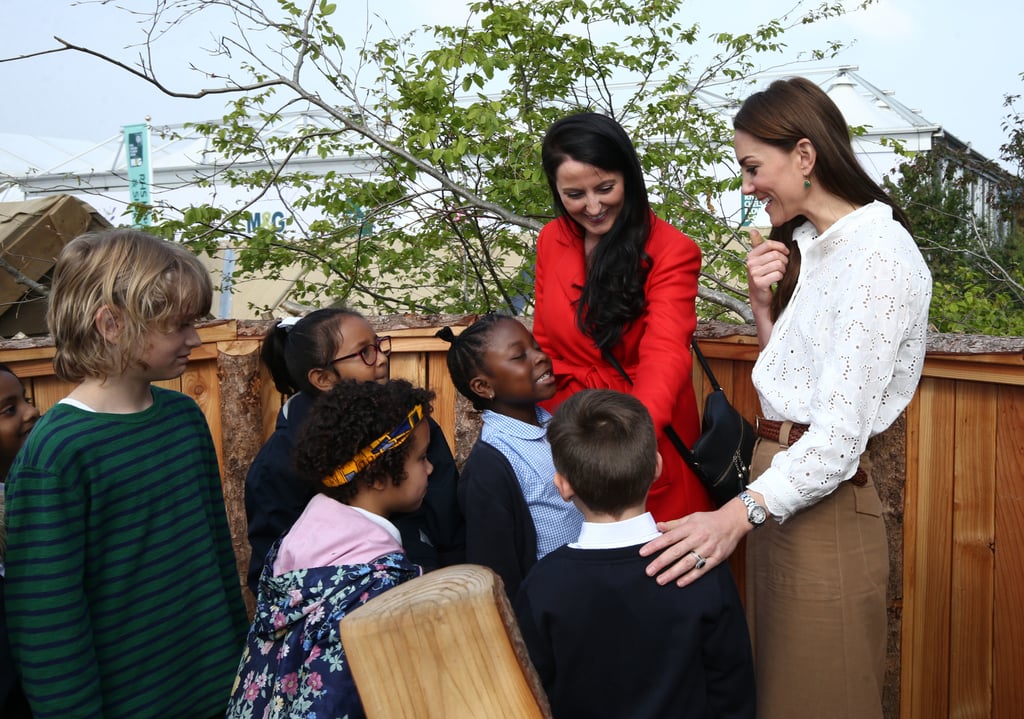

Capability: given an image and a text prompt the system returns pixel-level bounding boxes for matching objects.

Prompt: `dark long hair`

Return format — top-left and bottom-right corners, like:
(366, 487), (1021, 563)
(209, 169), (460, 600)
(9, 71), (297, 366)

(733, 76), (912, 320)
(541, 113), (652, 351)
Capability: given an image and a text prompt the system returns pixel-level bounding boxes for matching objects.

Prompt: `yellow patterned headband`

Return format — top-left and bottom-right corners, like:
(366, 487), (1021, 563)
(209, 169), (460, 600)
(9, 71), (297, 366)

(323, 404), (425, 487)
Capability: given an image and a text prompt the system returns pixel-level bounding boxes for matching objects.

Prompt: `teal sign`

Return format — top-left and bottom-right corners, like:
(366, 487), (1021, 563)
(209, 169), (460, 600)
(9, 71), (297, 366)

(740, 194), (764, 227)
(123, 123), (152, 226)
(246, 211), (289, 232)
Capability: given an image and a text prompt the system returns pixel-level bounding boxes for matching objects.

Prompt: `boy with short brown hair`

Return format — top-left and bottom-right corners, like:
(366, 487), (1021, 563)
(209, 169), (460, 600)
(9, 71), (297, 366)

(515, 389), (756, 719)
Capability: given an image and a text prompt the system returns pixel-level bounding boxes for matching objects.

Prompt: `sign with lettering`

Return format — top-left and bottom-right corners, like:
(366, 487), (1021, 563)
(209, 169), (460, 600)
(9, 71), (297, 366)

(740, 194), (764, 227)
(123, 123), (152, 226)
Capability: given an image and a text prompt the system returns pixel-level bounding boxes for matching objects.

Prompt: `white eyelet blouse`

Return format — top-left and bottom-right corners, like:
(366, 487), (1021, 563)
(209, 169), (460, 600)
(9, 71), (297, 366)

(747, 201), (933, 522)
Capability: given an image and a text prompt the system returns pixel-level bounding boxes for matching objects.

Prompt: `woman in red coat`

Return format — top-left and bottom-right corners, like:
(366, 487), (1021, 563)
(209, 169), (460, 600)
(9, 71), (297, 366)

(533, 113), (713, 522)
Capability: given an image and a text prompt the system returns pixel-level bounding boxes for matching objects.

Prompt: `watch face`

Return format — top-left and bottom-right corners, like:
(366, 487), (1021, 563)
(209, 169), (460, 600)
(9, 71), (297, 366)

(741, 492), (767, 525)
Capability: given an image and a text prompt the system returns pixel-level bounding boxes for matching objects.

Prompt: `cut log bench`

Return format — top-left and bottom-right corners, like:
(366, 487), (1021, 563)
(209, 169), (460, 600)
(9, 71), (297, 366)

(340, 564), (552, 718)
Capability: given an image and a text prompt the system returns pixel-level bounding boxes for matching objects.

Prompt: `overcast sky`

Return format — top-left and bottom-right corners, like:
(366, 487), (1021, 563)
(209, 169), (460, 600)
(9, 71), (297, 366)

(1, 0), (1019, 164)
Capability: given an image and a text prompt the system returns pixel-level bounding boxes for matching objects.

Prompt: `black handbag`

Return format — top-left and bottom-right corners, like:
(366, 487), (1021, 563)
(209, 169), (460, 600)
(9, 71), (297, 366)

(603, 339), (755, 508)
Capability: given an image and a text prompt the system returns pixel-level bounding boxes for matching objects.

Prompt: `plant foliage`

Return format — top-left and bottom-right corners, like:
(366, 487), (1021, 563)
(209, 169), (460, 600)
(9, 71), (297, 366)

(883, 138), (1024, 336)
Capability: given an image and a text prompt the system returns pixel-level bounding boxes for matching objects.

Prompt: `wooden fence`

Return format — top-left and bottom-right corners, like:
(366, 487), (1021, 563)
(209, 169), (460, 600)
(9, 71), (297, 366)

(2, 318), (1021, 719)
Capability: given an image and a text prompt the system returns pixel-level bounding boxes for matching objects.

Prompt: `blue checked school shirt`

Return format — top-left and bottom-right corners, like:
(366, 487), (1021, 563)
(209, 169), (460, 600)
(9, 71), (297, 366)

(479, 407), (584, 558)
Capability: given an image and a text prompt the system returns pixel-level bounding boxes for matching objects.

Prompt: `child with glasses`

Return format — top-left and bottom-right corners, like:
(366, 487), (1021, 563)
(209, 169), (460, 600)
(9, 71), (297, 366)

(514, 389), (755, 719)
(438, 314), (584, 598)
(245, 309), (464, 595)
(227, 379), (431, 719)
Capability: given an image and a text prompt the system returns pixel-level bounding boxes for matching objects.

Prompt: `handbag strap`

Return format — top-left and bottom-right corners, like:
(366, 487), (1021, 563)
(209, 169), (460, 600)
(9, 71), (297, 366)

(602, 338), (721, 390)
(691, 339), (723, 392)
(600, 346), (702, 475)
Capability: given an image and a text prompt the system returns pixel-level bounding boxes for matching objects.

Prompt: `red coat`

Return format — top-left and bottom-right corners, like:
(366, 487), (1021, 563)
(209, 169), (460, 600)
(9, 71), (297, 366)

(533, 214), (713, 521)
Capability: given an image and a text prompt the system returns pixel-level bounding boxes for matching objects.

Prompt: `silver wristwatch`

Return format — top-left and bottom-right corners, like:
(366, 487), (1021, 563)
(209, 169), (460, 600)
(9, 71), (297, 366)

(739, 491), (767, 527)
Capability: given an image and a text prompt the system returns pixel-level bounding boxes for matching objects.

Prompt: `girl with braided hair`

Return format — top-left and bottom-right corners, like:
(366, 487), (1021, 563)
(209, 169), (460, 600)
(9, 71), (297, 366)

(438, 314), (582, 598)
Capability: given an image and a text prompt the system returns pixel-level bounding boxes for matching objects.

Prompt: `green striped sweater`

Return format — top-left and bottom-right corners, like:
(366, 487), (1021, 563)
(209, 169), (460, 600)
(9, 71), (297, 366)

(5, 386), (248, 718)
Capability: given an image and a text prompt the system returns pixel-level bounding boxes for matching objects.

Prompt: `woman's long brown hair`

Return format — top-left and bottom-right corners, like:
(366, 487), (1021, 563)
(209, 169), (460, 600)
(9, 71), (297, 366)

(733, 77), (912, 321)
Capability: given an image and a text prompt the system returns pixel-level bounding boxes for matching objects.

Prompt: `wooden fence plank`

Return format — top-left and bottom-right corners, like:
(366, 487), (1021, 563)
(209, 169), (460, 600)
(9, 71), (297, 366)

(924, 352), (1024, 368)
(993, 386), (1024, 719)
(727, 356), (757, 598)
(152, 377), (182, 392)
(428, 350), (457, 452)
(693, 334), (761, 361)
(390, 351), (427, 389)
(390, 334), (461, 353)
(0, 346), (58, 364)
(29, 374), (75, 413)
(923, 358), (1024, 386)
(182, 359), (224, 470)
(949, 382), (996, 718)
(901, 391), (922, 719)
(196, 319), (240, 343)
(901, 377), (956, 719)
(3, 357), (58, 378)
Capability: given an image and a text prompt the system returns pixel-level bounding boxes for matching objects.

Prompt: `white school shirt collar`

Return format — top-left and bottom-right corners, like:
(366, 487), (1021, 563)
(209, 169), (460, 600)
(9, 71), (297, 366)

(570, 512), (661, 549)
(58, 397), (96, 411)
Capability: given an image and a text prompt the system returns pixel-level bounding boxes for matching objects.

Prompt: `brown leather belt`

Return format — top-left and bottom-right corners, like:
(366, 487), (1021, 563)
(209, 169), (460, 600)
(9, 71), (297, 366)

(755, 417), (867, 486)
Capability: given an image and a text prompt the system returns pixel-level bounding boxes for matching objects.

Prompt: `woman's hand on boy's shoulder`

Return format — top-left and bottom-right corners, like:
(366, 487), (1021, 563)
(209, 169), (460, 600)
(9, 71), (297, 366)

(638, 499), (750, 588)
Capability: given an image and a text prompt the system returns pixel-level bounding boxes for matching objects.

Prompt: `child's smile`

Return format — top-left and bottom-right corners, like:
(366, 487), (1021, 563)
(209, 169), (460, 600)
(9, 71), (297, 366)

(477, 318), (557, 424)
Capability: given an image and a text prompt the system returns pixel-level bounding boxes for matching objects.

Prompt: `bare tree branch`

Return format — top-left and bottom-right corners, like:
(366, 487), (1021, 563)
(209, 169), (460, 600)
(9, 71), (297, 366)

(45, 36), (283, 98)
(0, 257), (49, 298)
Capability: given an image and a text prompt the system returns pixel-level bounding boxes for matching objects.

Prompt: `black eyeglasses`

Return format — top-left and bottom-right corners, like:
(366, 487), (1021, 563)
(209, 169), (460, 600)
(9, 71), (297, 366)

(328, 336), (392, 367)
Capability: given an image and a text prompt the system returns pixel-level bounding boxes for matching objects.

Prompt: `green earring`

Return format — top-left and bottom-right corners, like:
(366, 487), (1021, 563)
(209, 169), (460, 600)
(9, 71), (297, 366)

(804, 179), (811, 189)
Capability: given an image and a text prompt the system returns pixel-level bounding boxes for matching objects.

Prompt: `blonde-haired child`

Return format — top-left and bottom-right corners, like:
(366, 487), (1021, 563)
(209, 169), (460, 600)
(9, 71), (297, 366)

(5, 229), (247, 718)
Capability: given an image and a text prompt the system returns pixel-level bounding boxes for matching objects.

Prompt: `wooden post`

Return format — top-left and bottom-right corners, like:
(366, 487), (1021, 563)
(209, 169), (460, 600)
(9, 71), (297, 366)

(340, 565), (552, 719)
(217, 338), (264, 616)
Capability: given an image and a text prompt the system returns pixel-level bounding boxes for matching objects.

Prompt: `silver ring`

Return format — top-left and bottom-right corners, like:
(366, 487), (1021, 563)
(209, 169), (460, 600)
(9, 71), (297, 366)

(689, 550), (707, 570)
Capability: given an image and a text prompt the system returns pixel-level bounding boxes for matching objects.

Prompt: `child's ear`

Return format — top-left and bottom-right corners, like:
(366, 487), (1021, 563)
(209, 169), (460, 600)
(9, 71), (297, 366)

(94, 306), (122, 344)
(468, 375), (494, 403)
(553, 471), (575, 502)
(307, 366), (337, 393)
(367, 476), (389, 491)
(653, 451), (664, 481)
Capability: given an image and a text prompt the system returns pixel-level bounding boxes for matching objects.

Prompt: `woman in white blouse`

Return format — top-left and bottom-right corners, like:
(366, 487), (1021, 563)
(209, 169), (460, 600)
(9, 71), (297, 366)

(640, 77), (932, 719)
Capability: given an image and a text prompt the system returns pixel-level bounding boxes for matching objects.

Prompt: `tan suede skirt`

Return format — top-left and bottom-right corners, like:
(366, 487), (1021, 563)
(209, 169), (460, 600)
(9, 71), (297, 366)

(745, 437), (888, 719)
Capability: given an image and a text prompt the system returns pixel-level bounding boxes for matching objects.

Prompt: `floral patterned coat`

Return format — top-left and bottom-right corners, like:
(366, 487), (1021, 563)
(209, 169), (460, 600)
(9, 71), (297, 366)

(226, 543), (421, 719)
